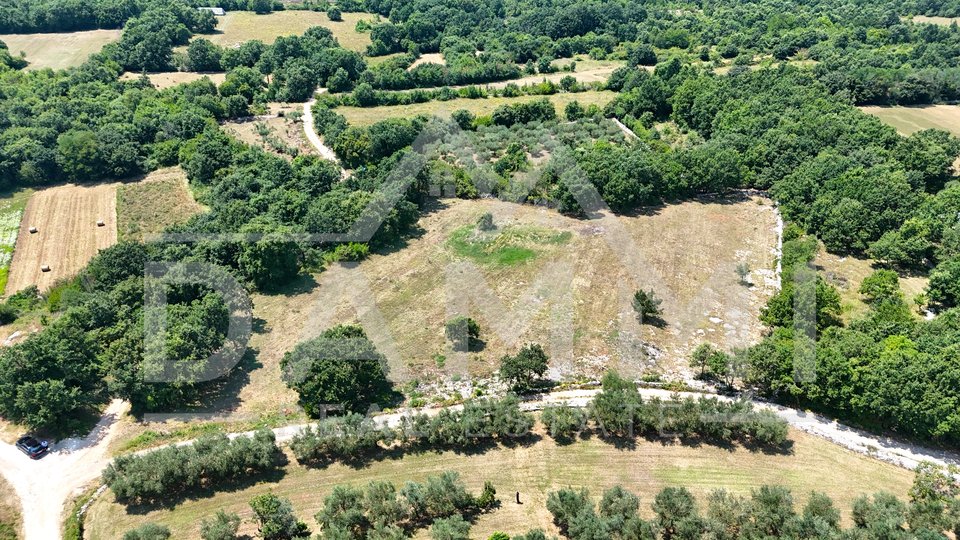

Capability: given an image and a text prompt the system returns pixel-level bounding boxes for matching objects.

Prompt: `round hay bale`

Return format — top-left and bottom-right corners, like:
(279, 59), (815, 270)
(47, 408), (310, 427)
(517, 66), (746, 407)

(96, 219), (105, 227)
(28, 226), (37, 234)
(40, 265), (51, 272)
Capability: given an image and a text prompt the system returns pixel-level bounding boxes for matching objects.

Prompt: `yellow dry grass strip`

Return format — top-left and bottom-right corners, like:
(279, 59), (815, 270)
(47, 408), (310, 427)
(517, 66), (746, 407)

(83, 428), (913, 539)
(0, 474), (21, 540)
(119, 71), (227, 90)
(859, 104), (960, 136)
(201, 10), (376, 52)
(0, 30), (121, 70)
(338, 91), (618, 126)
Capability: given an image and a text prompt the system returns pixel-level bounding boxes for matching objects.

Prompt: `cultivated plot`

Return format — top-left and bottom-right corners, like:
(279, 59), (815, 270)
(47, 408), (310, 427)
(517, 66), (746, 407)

(6, 183), (118, 293)
(0, 29), (121, 70)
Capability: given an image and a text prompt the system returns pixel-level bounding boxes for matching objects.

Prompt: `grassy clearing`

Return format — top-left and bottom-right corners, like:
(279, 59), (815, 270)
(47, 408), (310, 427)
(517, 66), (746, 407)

(0, 475), (20, 540)
(815, 249), (929, 321)
(338, 91), (617, 126)
(108, 196), (777, 451)
(116, 167), (206, 242)
(448, 224), (572, 266)
(118, 71), (227, 90)
(83, 427), (914, 539)
(859, 104), (960, 136)
(409, 52), (445, 69)
(0, 189), (32, 296)
(200, 10), (377, 51)
(909, 15), (960, 25)
(224, 112), (316, 159)
(0, 30), (120, 70)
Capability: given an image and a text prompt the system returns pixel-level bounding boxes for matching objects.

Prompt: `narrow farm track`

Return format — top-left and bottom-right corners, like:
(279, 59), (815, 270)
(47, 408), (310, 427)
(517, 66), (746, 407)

(1, 390), (957, 539)
(302, 88), (342, 164)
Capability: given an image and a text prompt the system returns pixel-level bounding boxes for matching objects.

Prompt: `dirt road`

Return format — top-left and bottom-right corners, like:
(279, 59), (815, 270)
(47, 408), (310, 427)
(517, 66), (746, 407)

(2, 389), (957, 540)
(302, 88), (341, 164)
(0, 400), (127, 540)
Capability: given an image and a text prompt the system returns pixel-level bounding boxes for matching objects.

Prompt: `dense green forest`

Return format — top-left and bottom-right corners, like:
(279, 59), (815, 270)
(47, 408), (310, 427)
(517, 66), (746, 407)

(0, 0), (959, 458)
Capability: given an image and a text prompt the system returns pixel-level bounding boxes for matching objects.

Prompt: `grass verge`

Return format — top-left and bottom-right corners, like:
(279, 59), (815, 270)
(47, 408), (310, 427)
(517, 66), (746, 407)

(83, 427), (913, 539)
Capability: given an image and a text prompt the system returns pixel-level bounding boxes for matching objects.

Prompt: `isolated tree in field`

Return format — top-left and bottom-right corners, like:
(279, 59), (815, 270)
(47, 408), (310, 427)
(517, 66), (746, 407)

(445, 316), (481, 351)
(628, 43), (658, 66)
(632, 289), (663, 323)
(735, 262), (751, 285)
(859, 269), (901, 304)
(477, 212), (495, 231)
(691, 343), (713, 378)
(122, 523), (171, 540)
(249, 0), (273, 14)
(281, 325), (392, 415)
(499, 343), (549, 392)
(200, 510), (241, 540)
(249, 493), (310, 540)
(327, 7), (343, 21)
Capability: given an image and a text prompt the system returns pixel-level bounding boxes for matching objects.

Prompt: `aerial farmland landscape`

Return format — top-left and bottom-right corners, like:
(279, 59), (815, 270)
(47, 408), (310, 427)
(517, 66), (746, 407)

(2, 0), (960, 539)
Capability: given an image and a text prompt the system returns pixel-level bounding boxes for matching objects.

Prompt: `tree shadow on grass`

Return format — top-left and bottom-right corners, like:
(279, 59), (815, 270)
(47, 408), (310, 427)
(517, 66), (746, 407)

(123, 452), (290, 515)
(295, 433), (544, 471)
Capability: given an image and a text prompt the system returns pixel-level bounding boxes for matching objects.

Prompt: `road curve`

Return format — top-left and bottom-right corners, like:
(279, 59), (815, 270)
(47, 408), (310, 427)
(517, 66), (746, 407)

(301, 87), (341, 164)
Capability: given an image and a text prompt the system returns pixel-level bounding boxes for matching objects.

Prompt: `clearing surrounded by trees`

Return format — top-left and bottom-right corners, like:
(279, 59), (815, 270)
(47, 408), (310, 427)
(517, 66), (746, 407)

(860, 104), (960, 136)
(199, 10), (376, 52)
(116, 167), (206, 242)
(338, 91), (618, 126)
(5, 183), (117, 294)
(0, 30), (120, 70)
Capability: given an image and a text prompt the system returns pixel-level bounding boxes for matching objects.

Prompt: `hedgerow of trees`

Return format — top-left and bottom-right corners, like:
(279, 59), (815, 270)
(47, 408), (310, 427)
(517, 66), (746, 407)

(543, 461), (960, 539)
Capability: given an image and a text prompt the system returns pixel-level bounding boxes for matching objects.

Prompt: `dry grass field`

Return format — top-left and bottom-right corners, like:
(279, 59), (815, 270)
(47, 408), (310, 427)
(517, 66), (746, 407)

(910, 15), (960, 25)
(409, 52), (445, 70)
(5, 183), (117, 293)
(119, 71), (227, 89)
(815, 249), (929, 322)
(859, 104), (960, 136)
(339, 91), (618, 125)
(116, 167), (206, 242)
(0, 30), (120, 70)
(200, 10), (377, 52)
(0, 475), (20, 540)
(152, 196), (778, 427)
(83, 427), (914, 540)
(224, 111), (316, 159)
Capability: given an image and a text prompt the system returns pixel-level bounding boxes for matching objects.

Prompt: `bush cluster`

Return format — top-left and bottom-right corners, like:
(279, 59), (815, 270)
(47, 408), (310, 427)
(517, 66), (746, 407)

(103, 430), (281, 503)
(289, 396), (534, 464)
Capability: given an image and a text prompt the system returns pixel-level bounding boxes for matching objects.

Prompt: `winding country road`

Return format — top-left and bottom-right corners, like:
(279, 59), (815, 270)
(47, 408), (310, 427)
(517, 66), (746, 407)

(1, 390), (959, 539)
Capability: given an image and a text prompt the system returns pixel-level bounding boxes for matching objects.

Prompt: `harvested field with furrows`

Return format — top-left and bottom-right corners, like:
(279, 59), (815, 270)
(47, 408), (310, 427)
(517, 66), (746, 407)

(5, 183), (117, 293)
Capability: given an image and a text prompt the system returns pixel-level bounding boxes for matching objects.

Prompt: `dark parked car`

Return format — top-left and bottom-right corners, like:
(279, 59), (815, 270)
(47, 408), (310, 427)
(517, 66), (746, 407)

(15, 436), (48, 459)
